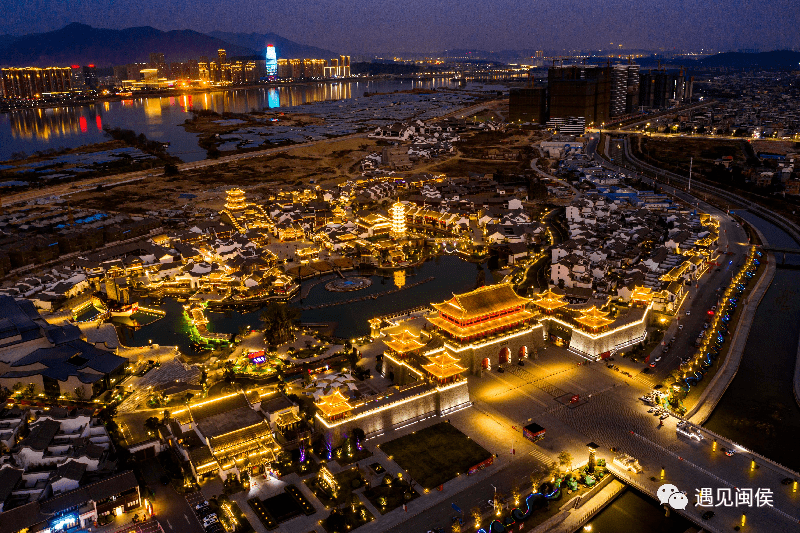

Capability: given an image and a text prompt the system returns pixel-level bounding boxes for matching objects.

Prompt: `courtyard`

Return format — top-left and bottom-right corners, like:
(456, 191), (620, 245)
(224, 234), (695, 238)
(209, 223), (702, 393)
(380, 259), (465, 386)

(377, 422), (493, 490)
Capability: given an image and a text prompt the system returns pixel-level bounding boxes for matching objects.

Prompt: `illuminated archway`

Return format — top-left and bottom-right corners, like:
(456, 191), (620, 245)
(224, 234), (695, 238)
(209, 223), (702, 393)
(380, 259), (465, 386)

(519, 346), (528, 359)
(499, 347), (510, 364)
(482, 358), (491, 370)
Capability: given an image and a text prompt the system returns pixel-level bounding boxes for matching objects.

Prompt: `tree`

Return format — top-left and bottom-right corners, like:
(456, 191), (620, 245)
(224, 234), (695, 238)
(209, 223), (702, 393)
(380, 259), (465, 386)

(471, 506), (482, 528)
(347, 347), (360, 371)
(73, 386), (86, 401)
(531, 464), (551, 491)
(260, 302), (301, 347)
(144, 417), (160, 433)
(558, 451), (573, 472)
(475, 269), (486, 289)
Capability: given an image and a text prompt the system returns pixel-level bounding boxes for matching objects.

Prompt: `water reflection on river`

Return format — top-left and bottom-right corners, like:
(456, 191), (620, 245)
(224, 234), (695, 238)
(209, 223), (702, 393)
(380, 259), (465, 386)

(0, 78), (460, 162)
(582, 488), (691, 533)
(704, 211), (800, 471)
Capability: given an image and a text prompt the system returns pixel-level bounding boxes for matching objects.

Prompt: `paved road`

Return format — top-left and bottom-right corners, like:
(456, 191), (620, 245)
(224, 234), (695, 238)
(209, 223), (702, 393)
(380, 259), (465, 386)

(139, 458), (206, 533)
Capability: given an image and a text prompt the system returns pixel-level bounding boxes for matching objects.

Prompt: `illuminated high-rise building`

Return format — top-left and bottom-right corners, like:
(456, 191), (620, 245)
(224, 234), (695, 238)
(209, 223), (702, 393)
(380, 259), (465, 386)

(339, 55), (351, 77)
(217, 49), (231, 82)
(0, 67), (71, 98)
(265, 45), (278, 78)
(69, 65), (86, 91)
(149, 52), (168, 78)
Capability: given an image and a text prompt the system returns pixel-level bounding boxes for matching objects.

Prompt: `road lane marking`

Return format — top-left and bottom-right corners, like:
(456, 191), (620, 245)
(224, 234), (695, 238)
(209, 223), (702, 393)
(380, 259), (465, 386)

(166, 519), (172, 530)
(185, 514), (191, 523)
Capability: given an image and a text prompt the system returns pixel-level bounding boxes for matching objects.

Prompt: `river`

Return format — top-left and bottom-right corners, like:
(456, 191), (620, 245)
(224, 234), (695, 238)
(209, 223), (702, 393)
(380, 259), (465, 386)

(704, 210), (800, 472)
(581, 488), (691, 533)
(0, 78), (492, 162)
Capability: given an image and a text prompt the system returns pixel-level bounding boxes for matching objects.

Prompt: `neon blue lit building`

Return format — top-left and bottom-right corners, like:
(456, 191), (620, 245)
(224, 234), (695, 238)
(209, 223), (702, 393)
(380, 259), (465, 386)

(265, 45), (278, 78)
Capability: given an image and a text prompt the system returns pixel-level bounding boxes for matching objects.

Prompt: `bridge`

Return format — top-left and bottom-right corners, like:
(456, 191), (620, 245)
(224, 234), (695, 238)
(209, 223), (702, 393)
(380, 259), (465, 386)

(760, 246), (800, 265)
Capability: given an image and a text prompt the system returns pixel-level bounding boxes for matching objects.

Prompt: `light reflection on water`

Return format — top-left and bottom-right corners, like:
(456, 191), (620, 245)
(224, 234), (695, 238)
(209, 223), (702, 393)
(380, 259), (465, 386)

(0, 78), (459, 162)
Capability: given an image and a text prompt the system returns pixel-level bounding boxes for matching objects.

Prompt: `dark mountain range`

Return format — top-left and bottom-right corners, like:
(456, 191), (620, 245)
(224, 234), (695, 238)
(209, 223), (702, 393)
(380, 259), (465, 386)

(0, 34), (19, 49)
(0, 23), (256, 67)
(696, 50), (800, 69)
(208, 31), (337, 59)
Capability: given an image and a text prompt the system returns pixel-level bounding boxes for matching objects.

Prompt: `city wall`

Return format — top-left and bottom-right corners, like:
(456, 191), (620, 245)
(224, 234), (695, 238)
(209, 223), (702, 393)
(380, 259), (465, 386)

(434, 325), (546, 374)
(314, 380), (470, 440)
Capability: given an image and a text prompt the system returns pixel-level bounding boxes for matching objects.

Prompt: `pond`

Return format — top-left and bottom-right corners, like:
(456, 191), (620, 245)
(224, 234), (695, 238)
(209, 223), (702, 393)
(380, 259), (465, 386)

(113, 256), (492, 352)
(300, 256), (492, 339)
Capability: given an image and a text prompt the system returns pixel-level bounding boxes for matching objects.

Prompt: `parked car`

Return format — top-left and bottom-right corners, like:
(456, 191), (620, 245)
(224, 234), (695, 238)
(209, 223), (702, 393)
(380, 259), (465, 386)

(702, 511), (715, 520)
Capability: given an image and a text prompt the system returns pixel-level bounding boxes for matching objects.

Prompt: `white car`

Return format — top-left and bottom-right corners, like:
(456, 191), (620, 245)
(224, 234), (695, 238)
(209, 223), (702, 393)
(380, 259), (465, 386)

(678, 324), (684, 330)
(677, 422), (704, 441)
(685, 310), (691, 316)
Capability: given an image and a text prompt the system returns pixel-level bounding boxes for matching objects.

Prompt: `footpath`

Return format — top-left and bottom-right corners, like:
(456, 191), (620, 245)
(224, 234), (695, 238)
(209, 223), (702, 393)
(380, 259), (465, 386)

(686, 252), (775, 424)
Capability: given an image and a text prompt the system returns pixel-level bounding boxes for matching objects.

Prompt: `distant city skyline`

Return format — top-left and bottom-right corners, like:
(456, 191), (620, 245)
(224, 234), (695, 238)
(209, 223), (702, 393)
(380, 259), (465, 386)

(0, 0), (798, 54)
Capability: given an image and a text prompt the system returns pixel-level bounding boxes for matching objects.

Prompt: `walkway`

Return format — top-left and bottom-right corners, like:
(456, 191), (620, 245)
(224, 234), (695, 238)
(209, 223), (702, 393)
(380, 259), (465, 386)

(686, 255), (775, 424)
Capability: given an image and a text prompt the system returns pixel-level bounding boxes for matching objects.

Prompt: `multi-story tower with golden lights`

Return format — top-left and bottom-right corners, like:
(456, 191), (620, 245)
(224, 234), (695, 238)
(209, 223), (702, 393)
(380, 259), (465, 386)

(390, 201), (406, 239)
(225, 189), (247, 212)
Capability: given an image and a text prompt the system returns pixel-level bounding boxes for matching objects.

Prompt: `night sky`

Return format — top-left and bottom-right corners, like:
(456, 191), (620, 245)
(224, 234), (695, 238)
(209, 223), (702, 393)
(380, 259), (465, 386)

(1, 0), (798, 53)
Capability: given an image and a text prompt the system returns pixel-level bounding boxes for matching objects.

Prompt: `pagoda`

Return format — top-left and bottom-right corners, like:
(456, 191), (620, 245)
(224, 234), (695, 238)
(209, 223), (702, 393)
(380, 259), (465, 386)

(630, 286), (655, 307)
(225, 188), (247, 212)
(383, 329), (425, 357)
(422, 351), (466, 385)
(574, 306), (614, 333)
(315, 390), (353, 422)
(429, 283), (533, 343)
(531, 289), (568, 314)
(390, 201), (406, 239)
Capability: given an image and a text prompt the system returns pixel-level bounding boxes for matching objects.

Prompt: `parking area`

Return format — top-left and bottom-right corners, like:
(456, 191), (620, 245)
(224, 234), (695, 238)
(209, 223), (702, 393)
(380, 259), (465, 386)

(186, 492), (223, 533)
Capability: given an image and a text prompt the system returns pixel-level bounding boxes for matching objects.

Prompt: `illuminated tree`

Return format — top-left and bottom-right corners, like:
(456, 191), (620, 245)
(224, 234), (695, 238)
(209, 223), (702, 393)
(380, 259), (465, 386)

(558, 451), (573, 472)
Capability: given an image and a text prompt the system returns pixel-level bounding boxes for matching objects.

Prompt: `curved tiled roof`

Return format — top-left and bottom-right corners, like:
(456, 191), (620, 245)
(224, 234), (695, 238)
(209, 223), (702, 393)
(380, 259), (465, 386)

(431, 283), (530, 321)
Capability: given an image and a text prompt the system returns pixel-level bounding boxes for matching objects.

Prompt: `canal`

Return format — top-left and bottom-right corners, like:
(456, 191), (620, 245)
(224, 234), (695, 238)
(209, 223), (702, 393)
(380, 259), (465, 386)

(111, 256), (490, 352)
(704, 211), (800, 472)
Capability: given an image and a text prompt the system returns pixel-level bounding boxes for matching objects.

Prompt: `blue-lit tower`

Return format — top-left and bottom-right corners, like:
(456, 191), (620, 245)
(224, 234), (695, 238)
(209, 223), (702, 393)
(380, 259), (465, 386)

(265, 45), (278, 78)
